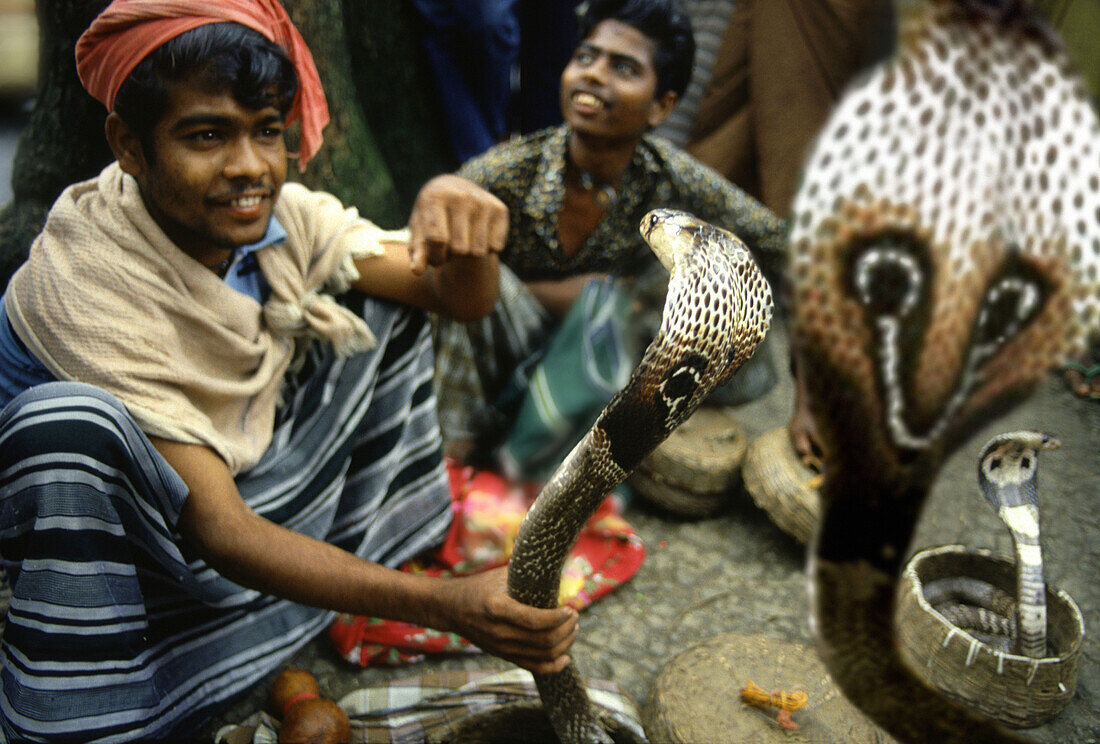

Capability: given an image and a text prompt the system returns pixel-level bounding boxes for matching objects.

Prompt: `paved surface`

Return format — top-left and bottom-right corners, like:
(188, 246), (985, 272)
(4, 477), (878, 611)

(199, 327), (1100, 743)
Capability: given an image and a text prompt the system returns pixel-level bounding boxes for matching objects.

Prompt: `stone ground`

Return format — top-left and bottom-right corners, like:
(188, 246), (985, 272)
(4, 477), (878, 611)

(198, 326), (1100, 743)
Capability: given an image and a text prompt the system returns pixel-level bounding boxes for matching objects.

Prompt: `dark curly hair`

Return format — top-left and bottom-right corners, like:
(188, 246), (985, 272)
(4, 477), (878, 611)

(112, 23), (298, 156)
(576, 0), (696, 99)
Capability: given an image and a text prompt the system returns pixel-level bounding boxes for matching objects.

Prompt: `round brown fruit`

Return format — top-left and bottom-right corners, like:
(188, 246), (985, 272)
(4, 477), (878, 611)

(278, 697), (351, 744)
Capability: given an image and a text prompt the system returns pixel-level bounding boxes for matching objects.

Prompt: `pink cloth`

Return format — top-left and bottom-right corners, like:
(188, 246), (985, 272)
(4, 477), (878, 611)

(75, 0), (328, 169)
(330, 460), (646, 666)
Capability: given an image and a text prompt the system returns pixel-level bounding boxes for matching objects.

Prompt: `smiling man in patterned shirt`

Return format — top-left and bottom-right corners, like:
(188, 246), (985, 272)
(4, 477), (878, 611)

(434, 0), (787, 466)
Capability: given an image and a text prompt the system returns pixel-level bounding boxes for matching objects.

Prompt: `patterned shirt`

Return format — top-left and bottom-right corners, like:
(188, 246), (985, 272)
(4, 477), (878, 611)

(457, 124), (787, 282)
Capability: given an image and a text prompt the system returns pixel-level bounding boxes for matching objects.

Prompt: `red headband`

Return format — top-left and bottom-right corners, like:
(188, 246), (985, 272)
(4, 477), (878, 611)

(75, 0), (329, 171)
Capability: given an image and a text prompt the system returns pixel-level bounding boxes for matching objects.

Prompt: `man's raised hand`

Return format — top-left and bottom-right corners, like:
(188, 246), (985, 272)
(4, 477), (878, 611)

(407, 175), (508, 275)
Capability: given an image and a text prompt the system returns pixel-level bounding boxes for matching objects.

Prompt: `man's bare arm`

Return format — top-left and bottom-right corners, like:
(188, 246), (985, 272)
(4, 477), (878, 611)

(352, 175), (508, 321)
(154, 437), (576, 673)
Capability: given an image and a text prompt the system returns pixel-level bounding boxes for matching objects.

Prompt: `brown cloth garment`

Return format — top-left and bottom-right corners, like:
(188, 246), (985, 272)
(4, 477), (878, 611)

(686, 0), (894, 217)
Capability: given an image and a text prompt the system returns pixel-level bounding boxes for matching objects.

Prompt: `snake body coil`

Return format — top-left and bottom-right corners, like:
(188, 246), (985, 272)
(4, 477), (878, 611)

(507, 209), (773, 744)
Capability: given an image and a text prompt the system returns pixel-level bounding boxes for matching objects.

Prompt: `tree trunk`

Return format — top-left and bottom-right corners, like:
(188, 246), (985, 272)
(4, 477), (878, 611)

(0, 0), (453, 290)
(283, 0), (404, 226)
(338, 0), (456, 210)
(0, 0), (112, 289)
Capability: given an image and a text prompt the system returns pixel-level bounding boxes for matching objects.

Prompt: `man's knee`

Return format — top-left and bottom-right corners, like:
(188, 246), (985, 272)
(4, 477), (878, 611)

(0, 381), (145, 464)
(4, 380), (129, 414)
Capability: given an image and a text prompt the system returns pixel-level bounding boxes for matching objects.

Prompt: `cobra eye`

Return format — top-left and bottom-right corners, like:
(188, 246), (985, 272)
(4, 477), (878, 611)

(852, 246), (923, 317)
(974, 276), (1040, 348)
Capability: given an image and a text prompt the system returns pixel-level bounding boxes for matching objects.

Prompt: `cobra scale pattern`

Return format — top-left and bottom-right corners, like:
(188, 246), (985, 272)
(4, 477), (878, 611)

(507, 209), (773, 744)
(788, 0), (1100, 455)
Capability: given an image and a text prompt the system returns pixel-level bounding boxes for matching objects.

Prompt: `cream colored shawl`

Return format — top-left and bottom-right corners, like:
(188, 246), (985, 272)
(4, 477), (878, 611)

(5, 162), (404, 474)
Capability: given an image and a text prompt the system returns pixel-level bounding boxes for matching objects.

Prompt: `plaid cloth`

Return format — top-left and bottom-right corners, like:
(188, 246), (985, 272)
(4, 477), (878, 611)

(432, 265), (552, 452)
(500, 277), (634, 480)
(214, 669), (645, 744)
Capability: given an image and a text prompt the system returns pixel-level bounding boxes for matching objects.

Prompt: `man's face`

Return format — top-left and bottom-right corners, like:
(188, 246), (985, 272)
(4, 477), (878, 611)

(559, 19), (672, 141)
(123, 77), (287, 259)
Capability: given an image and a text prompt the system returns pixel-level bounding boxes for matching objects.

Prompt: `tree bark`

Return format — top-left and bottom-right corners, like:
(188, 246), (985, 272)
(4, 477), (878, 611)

(283, 0), (404, 226)
(0, 0), (112, 289)
(0, 0), (452, 289)
(338, 0), (456, 210)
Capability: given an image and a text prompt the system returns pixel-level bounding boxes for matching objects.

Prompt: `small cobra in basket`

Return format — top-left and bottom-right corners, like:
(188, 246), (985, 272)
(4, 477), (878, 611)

(895, 432), (1084, 728)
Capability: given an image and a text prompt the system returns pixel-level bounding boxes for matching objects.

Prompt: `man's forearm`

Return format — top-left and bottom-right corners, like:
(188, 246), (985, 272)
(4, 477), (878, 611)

(430, 254), (500, 321)
(191, 503), (454, 627)
(157, 436), (450, 628)
(156, 433), (577, 674)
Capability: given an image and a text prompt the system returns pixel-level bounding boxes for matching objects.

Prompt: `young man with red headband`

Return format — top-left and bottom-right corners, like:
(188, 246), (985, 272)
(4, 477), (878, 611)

(0, 1), (576, 740)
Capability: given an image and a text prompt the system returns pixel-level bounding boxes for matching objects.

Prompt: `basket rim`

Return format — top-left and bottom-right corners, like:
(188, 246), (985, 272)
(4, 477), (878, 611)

(901, 544), (1085, 663)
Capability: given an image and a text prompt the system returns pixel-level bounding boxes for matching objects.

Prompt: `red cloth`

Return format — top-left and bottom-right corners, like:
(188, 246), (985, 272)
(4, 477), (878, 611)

(75, 0), (328, 170)
(330, 460), (646, 667)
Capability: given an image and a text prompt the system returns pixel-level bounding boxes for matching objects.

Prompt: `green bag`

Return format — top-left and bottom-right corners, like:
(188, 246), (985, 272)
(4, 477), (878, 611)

(502, 277), (635, 479)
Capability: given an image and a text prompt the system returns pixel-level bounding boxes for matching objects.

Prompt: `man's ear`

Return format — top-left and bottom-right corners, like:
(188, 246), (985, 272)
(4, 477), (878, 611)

(105, 112), (147, 178)
(647, 90), (678, 129)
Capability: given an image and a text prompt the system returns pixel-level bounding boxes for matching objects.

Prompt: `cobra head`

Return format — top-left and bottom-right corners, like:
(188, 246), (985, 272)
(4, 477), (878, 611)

(788, 0), (1099, 510)
(977, 429), (1061, 512)
(640, 208), (741, 275)
(788, 2), (1098, 741)
(642, 205), (704, 272)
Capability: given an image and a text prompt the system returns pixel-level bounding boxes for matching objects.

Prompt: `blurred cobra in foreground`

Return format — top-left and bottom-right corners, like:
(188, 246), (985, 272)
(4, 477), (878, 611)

(786, 1), (1100, 742)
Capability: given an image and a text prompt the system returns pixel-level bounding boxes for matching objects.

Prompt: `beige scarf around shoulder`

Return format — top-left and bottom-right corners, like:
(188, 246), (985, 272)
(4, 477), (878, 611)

(5, 162), (404, 474)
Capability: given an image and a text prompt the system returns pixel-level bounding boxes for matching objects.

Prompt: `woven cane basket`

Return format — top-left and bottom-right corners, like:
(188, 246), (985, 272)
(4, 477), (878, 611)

(643, 633), (895, 743)
(741, 427), (821, 543)
(628, 407), (747, 517)
(896, 545), (1084, 727)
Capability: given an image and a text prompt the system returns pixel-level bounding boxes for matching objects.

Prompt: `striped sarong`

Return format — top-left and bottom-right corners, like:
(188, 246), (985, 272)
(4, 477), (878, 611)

(0, 296), (452, 743)
(432, 266), (552, 456)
